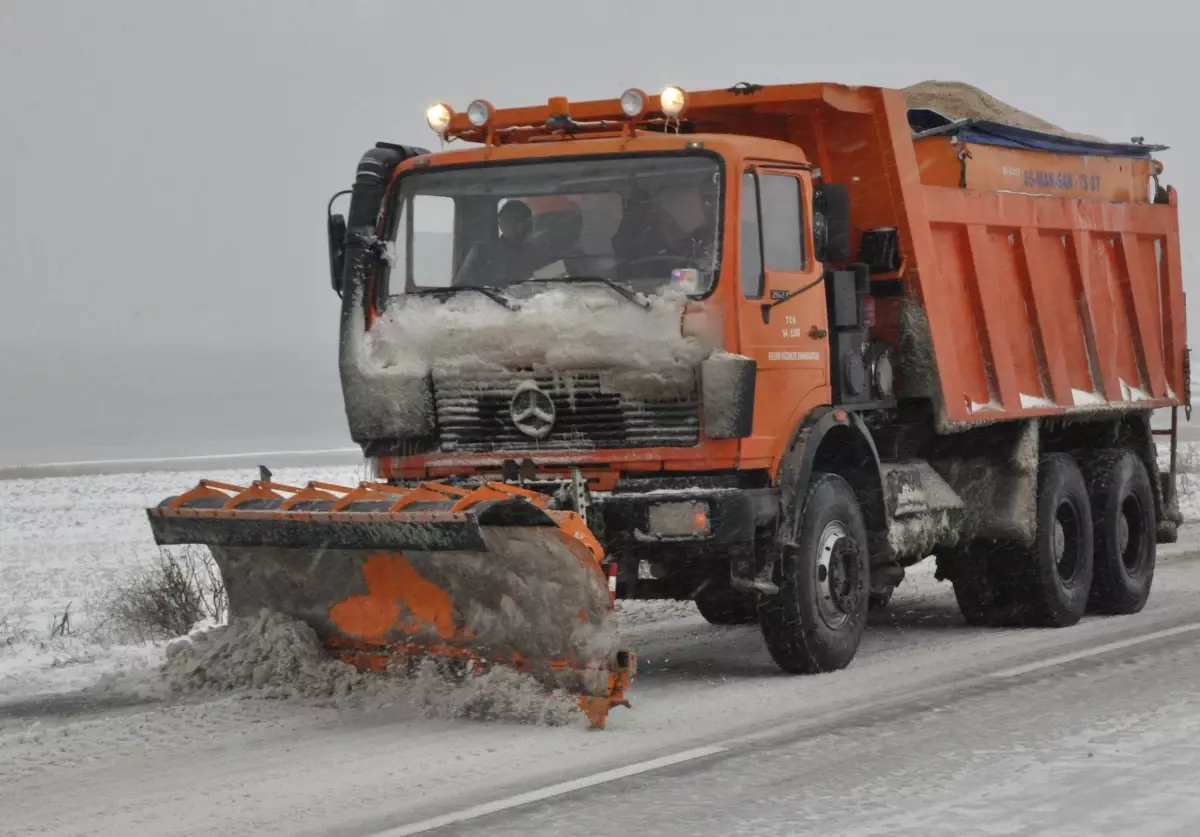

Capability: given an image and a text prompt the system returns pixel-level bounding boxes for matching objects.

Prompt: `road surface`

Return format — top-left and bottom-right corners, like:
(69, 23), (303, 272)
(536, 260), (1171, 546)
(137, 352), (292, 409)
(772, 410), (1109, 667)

(4, 540), (1200, 836)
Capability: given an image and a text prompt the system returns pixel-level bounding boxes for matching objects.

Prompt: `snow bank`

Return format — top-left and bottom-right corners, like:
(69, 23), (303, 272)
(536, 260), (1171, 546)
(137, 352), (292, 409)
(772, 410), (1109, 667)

(5, 611), (588, 728)
(158, 610), (364, 702)
(155, 610), (583, 726)
(616, 599), (698, 626)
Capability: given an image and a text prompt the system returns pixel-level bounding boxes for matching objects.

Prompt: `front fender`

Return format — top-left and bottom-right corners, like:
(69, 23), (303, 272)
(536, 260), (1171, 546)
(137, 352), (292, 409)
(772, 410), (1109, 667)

(776, 408), (883, 520)
(731, 407), (885, 594)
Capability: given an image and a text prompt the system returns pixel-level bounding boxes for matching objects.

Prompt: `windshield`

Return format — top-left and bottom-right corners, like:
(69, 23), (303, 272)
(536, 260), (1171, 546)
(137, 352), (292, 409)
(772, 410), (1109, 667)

(384, 154), (722, 296)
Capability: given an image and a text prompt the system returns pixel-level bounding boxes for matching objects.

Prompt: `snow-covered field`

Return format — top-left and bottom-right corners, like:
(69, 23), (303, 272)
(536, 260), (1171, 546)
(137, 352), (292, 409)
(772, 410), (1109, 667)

(3, 445), (1198, 704)
(0, 463), (370, 700)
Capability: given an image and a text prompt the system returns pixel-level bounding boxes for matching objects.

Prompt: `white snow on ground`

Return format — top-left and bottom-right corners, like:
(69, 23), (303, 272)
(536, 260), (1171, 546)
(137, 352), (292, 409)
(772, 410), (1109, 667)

(1, 443), (1198, 705)
(0, 636), (168, 701)
(6, 558), (1200, 836)
(1158, 440), (1200, 522)
(615, 599), (698, 625)
(0, 463), (367, 634)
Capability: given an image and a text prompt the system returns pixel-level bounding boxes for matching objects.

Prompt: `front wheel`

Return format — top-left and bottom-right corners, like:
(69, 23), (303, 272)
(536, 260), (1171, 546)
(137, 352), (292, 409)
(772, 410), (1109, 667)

(760, 473), (869, 674)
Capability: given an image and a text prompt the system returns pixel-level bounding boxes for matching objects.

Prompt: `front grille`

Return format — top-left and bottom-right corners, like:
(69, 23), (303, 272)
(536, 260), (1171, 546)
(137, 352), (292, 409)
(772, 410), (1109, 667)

(432, 370), (700, 452)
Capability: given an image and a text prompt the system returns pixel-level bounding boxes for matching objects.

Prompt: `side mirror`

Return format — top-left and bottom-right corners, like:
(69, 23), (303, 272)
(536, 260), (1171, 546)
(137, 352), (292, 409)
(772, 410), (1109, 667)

(813, 183), (851, 264)
(327, 189), (351, 297)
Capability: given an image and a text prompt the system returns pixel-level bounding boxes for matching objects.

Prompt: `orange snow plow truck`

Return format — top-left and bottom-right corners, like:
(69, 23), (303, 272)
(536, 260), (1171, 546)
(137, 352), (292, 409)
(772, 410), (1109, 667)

(148, 81), (1188, 728)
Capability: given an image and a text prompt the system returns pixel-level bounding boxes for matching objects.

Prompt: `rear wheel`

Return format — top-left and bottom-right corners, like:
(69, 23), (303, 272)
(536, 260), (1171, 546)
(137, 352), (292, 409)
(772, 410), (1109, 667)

(760, 473), (869, 674)
(952, 567), (996, 626)
(1087, 450), (1156, 614)
(1006, 453), (1095, 627)
(694, 585), (759, 625)
(944, 454), (1094, 628)
(945, 542), (1016, 626)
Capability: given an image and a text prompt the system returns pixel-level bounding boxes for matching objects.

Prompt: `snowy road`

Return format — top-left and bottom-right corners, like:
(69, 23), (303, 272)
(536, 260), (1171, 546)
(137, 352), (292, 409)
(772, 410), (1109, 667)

(5, 544), (1200, 836)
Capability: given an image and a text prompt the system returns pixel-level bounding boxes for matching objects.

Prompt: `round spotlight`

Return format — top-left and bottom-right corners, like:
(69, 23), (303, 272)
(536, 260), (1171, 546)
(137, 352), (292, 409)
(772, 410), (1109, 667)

(466, 99), (494, 128)
(659, 86), (688, 118)
(425, 102), (453, 135)
(619, 88), (647, 118)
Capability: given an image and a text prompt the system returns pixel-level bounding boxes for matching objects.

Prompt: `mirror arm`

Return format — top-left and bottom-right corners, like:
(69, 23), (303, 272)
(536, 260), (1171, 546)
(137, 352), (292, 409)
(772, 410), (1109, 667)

(327, 188), (352, 218)
(759, 274), (826, 323)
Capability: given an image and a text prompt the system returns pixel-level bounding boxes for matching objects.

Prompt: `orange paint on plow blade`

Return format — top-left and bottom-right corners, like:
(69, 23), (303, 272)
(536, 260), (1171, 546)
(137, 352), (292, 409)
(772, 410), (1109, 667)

(329, 552), (459, 643)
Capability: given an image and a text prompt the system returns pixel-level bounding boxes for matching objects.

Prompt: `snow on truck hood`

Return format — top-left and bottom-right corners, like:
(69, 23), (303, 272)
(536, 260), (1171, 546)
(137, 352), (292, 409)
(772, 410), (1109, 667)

(362, 284), (715, 397)
(339, 282), (721, 444)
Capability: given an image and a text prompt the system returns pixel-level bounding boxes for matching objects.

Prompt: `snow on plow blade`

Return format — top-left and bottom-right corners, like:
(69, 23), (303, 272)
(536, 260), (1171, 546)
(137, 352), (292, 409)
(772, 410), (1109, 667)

(146, 479), (634, 728)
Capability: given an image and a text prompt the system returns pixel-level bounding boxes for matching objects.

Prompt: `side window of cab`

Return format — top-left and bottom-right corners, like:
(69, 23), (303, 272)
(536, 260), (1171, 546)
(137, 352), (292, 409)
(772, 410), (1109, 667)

(741, 170), (807, 300)
(758, 173), (805, 272)
(740, 172), (764, 298)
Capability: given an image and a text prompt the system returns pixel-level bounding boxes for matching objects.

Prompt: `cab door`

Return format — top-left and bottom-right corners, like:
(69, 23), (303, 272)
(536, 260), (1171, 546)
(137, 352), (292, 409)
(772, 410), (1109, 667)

(735, 166), (830, 467)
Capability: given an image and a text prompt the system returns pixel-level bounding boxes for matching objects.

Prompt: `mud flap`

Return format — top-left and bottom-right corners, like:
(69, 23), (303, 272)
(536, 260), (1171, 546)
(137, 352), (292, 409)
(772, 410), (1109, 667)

(146, 479), (635, 728)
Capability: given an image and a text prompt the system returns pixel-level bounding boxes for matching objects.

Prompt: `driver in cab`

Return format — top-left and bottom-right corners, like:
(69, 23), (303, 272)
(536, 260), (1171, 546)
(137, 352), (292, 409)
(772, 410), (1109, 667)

(453, 199), (547, 286)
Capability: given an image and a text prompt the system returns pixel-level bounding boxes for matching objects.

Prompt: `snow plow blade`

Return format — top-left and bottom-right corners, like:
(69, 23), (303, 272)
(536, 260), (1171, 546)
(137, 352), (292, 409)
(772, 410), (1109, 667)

(146, 479), (634, 728)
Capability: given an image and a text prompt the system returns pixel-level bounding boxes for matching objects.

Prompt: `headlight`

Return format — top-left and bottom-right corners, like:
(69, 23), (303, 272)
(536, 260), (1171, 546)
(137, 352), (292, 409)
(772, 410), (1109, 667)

(659, 85), (688, 118)
(466, 99), (494, 128)
(425, 102), (453, 134)
(647, 501), (710, 538)
(620, 88), (647, 118)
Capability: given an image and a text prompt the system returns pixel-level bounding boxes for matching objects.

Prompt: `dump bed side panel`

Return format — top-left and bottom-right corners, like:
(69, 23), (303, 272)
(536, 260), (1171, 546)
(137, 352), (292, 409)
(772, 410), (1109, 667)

(915, 137), (1153, 203)
(916, 187), (1185, 426)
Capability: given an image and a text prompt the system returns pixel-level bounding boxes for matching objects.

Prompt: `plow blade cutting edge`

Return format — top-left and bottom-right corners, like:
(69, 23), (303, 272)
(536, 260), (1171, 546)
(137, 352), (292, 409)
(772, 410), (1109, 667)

(146, 479), (634, 728)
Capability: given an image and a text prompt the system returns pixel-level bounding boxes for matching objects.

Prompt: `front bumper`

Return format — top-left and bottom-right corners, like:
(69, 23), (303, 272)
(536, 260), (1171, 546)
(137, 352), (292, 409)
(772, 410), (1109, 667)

(592, 487), (779, 552)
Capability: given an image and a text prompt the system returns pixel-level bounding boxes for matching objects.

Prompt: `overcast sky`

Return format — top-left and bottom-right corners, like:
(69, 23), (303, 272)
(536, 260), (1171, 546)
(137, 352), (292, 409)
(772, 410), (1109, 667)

(1, 0), (1196, 464)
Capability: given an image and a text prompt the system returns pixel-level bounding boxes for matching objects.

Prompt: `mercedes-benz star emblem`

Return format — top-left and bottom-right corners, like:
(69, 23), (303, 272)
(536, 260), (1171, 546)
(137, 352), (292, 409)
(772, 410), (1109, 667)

(509, 382), (556, 440)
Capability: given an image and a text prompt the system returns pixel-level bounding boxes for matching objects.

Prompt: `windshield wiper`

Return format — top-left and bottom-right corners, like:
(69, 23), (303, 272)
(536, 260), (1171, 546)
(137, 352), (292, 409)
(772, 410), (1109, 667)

(515, 276), (651, 309)
(417, 285), (520, 311)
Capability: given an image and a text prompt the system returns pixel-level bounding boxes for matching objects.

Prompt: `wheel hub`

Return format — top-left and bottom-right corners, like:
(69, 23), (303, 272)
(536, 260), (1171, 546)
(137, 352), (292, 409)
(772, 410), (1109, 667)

(815, 521), (859, 629)
(1120, 494), (1144, 572)
(1053, 501), (1080, 582)
(1053, 520), (1066, 561)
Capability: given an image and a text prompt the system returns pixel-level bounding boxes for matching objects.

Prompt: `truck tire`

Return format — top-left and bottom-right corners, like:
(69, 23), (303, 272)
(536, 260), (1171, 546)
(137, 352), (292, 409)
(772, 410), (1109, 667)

(1087, 450), (1156, 615)
(868, 586), (895, 611)
(694, 586), (759, 625)
(1007, 453), (1095, 627)
(944, 543), (1017, 627)
(952, 568), (996, 626)
(760, 472), (869, 673)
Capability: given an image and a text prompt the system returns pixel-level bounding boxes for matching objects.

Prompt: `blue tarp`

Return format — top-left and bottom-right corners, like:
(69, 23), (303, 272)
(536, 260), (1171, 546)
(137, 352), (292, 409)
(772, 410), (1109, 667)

(907, 108), (1167, 159)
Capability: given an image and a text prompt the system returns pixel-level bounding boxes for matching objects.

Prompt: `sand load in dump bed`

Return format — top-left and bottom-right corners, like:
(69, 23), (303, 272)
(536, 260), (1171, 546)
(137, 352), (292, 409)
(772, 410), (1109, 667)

(903, 80), (1103, 141)
(903, 81), (1163, 203)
